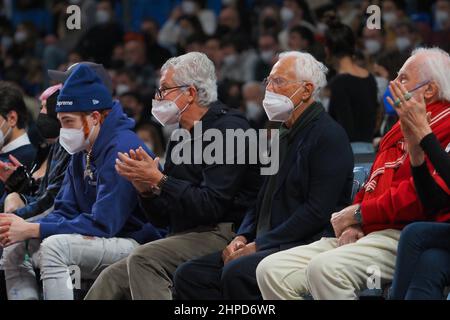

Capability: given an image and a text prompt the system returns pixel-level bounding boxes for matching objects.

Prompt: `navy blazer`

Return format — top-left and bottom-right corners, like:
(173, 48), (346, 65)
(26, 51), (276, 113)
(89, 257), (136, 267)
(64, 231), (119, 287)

(238, 110), (354, 251)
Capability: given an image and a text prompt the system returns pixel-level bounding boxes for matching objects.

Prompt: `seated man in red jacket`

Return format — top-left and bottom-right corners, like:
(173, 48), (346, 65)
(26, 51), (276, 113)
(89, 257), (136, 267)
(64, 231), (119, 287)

(256, 47), (450, 300)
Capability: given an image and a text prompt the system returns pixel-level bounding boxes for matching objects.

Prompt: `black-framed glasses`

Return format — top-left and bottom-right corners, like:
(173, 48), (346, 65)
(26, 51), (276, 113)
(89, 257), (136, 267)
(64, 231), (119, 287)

(155, 85), (190, 100)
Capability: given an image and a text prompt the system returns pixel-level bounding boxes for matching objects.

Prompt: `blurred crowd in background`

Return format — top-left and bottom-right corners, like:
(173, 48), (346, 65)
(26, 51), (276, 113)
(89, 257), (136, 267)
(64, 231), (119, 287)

(1, 0), (450, 161)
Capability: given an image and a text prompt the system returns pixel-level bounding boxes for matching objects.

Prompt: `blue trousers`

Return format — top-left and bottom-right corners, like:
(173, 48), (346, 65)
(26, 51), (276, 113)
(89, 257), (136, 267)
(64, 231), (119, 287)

(173, 248), (278, 300)
(390, 222), (450, 300)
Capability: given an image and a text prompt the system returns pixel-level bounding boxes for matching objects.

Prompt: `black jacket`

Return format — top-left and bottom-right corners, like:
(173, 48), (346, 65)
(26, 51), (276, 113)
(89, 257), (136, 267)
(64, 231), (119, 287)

(139, 101), (262, 233)
(238, 109), (354, 251)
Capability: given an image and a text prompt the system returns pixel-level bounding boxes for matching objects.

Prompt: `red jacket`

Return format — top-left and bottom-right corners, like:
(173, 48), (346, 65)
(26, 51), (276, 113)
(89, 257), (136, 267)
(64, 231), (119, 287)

(353, 101), (450, 234)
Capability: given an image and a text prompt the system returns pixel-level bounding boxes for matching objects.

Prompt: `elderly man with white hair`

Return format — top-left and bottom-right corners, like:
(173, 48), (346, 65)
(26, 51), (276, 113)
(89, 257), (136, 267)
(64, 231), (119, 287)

(84, 52), (262, 300)
(172, 51), (354, 299)
(256, 47), (450, 300)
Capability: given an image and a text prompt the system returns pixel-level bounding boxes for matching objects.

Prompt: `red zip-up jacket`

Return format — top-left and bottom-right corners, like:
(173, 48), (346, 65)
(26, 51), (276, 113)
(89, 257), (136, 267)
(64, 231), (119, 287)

(353, 101), (450, 235)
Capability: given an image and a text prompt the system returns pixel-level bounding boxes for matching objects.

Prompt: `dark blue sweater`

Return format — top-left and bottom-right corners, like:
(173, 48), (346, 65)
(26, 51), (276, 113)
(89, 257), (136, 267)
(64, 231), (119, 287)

(38, 101), (166, 244)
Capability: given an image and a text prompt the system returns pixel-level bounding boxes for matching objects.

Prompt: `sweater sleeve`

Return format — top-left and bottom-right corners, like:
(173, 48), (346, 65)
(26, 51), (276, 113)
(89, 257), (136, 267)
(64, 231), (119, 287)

(420, 133), (450, 191)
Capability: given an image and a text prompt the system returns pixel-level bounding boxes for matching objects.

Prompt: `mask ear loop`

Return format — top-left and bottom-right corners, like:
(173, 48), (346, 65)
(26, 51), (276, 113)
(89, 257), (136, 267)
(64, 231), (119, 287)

(289, 81), (307, 111)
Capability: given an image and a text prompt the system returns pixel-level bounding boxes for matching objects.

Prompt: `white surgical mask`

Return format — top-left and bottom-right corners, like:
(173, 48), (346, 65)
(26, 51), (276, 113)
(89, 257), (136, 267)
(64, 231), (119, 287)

(280, 7), (294, 24)
(181, 1), (197, 14)
(435, 10), (449, 29)
(260, 50), (275, 64)
(152, 92), (190, 126)
(364, 39), (381, 55)
(262, 85), (303, 122)
(395, 36), (411, 51)
(96, 10), (111, 24)
(382, 12), (396, 25)
(115, 84), (130, 96)
(245, 101), (263, 121)
(223, 54), (237, 66)
(14, 31), (27, 44)
(59, 122), (96, 155)
(0, 119), (12, 149)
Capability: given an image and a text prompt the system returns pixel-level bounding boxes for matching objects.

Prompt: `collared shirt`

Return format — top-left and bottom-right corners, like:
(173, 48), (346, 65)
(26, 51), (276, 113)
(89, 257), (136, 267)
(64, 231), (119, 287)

(1, 133), (31, 154)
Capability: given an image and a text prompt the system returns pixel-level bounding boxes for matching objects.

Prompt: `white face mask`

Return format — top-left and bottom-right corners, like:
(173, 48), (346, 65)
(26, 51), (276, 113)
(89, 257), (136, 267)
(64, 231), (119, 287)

(395, 36), (411, 51)
(245, 101), (263, 121)
(262, 85), (303, 122)
(96, 10), (111, 24)
(152, 92), (190, 126)
(280, 7), (294, 24)
(260, 50), (275, 64)
(181, 1), (197, 14)
(115, 84), (130, 96)
(364, 39), (381, 55)
(0, 119), (12, 149)
(435, 10), (449, 29)
(59, 121), (96, 155)
(382, 12), (396, 25)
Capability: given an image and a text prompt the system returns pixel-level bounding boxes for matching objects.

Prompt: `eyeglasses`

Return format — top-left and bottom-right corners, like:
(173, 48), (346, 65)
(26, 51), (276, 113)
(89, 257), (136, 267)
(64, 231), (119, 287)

(262, 77), (305, 87)
(155, 85), (190, 100)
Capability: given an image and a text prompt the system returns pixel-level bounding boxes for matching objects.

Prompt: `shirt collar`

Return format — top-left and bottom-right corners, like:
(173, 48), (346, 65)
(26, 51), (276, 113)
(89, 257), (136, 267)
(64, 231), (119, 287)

(1, 133), (31, 154)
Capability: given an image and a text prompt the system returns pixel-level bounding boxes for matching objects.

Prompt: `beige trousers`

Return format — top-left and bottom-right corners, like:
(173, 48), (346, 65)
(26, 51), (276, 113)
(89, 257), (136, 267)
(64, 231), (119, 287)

(256, 229), (401, 300)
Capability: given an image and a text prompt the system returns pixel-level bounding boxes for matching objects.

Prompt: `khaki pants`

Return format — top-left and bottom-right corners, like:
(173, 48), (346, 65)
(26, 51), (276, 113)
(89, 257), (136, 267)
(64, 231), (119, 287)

(84, 223), (235, 300)
(256, 229), (401, 300)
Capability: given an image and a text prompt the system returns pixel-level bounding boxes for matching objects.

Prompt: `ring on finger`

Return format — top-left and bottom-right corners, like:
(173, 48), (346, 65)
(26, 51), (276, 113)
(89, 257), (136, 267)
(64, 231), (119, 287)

(404, 92), (412, 101)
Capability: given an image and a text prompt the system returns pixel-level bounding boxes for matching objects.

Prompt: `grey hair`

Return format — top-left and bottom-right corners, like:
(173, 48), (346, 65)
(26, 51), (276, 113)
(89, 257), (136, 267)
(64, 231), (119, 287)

(161, 52), (217, 106)
(278, 51), (328, 99)
(411, 47), (450, 102)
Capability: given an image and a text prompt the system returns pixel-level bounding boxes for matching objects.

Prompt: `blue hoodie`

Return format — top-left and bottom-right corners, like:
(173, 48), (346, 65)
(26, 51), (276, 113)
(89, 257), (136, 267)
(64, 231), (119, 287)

(38, 101), (166, 244)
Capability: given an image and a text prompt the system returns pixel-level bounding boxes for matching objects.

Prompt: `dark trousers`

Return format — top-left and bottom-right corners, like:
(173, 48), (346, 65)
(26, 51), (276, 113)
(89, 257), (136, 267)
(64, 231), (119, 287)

(390, 222), (450, 300)
(173, 248), (279, 300)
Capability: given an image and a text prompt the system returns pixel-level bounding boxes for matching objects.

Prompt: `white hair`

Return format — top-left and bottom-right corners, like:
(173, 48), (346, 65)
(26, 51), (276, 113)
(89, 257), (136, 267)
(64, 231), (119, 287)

(411, 47), (450, 102)
(278, 51), (328, 99)
(161, 52), (217, 106)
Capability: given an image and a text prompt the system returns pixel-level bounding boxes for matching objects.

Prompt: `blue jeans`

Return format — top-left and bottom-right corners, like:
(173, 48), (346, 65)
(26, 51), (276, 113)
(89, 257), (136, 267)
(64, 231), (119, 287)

(390, 222), (450, 300)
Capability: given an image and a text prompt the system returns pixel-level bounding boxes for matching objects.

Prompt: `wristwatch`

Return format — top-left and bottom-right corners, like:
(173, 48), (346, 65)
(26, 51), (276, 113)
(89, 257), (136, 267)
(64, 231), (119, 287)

(354, 205), (363, 225)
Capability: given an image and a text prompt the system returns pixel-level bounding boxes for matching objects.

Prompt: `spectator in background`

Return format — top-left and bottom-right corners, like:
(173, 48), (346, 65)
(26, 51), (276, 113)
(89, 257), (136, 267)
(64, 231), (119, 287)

(179, 0), (217, 36)
(123, 36), (155, 90)
(256, 5), (282, 41)
(253, 33), (279, 82)
(392, 22), (421, 53)
(288, 25), (315, 52)
(361, 26), (386, 58)
(202, 35), (222, 70)
(76, 0), (123, 67)
(0, 84), (70, 221)
(119, 91), (148, 125)
(242, 81), (267, 130)
(219, 36), (258, 83)
(430, 0), (450, 52)
(325, 21), (378, 150)
(140, 18), (172, 70)
(278, 0), (315, 50)
(0, 82), (36, 195)
(114, 68), (139, 97)
(134, 121), (165, 164)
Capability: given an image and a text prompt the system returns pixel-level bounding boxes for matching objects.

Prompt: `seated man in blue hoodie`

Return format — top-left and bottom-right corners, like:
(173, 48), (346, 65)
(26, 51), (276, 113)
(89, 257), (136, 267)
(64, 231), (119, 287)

(0, 64), (164, 300)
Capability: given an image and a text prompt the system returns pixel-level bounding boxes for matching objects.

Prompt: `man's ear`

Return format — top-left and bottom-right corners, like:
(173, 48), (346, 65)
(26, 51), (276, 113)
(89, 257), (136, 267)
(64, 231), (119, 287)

(423, 82), (438, 100)
(187, 86), (197, 104)
(6, 111), (18, 128)
(302, 83), (314, 101)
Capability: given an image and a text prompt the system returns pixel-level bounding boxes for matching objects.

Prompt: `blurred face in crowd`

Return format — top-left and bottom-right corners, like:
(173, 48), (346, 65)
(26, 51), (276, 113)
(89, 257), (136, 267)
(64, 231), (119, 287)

(281, 0), (302, 24)
(141, 20), (159, 41)
(221, 44), (238, 66)
(382, 0), (403, 26)
(266, 56), (314, 107)
(203, 38), (221, 65)
(394, 24), (416, 52)
(219, 7), (240, 31)
(288, 30), (308, 51)
(258, 35), (278, 65)
(115, 72), (136, 96)
(124, 41), (146, 67)
(363, 27), (384, 55)
(243, 83), (265, 119)
(120, 94), (143, 119)
(435, 0), (450, 30)
(259, 6), (280, 32)
(394, 53), (439, 103)
(96, 1), (113, 24)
